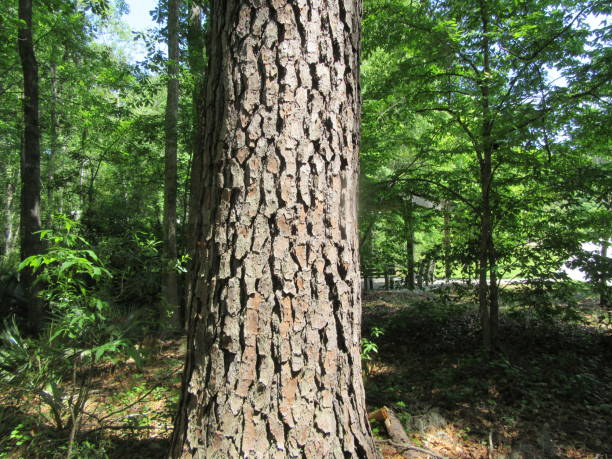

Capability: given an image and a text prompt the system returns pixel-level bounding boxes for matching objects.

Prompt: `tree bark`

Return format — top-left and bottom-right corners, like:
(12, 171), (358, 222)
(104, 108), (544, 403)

(162, 0), (181, 329)
(170, 1), (378, 457)
(18, 0), (44, 333)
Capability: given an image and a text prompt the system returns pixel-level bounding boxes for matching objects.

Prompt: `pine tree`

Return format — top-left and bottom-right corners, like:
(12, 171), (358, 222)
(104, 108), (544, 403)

(170, 1), (379, 457)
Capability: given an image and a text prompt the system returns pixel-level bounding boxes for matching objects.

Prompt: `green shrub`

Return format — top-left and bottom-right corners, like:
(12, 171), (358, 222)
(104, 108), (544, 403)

(0, 215), (140, 455)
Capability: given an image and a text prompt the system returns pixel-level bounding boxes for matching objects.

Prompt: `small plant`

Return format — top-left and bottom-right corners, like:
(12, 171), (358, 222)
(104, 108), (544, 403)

(361, 326), (385, 376)
(9, 423), (32, 447)
(0, 215), (138, 456)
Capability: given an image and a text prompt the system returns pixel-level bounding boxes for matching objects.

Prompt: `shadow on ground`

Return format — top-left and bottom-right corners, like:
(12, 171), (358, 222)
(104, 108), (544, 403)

(362, 291), (612, 458)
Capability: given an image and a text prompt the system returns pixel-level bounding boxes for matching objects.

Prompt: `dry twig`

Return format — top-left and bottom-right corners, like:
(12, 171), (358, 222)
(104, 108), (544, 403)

(375, 438), (449, 459)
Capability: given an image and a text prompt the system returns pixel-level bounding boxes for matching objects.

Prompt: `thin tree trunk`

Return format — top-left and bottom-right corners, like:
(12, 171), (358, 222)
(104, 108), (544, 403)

(478, 164), (492, 351)
(361, 225), (374, 293)
(18, 0), (44, 333)
(600, 240), (610, 308)
(47, 54), (59, 219)
(186, 0), (206, 203)
(162, 0), (181, 330)
(183, 0), (207, 331)
(488, 241), (499, 346)
(2, 177), (16, 256)
(417, 257), (425, 289)
(443, 202), (452, 281)
(478, 0), (495, 351)
(170, 1), (378, 457)
(404, 202), (415, 290)
(75, 127), (89, 220)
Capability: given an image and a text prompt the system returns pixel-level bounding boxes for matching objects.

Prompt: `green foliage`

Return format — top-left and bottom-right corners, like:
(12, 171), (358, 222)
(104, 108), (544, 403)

(96, 231), (164, 313)
(0, 217), (140, 453)
(568, 245), (612, 306)
(18, 216), (121, 347)
(359, 0), (611, 342)
(62, 439), (110, 459)
(504, 278), (583, 323)
(361, 326), (385, 376)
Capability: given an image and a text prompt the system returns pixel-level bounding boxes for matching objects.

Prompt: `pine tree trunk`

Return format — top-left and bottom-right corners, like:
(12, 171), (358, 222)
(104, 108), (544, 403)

(162, 0), (181, 329)
(170, 1), (378, 457)
(18, 0), (44, 333)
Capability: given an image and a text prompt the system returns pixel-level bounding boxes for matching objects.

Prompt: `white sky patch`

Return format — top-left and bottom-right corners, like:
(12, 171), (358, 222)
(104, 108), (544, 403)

(124, 0), (158, 33)
(562, 241), (612, 283)
(124, 0), (163, 63)
(94, 0), (161, 64)
(544, 13), (605, 89)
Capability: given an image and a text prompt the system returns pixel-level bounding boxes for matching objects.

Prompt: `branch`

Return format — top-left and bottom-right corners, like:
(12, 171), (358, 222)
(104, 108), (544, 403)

(399, 177), (477, 211)
(397, 16), (481, 78)
(416, 89), (478, 98)
(375, 439), (449, 459)
(499, 76), (610, 138)
(455, 49), (481, 77)
(404, 72), (479, 82)
(376, 97), (406, 122)
(415, 107), (480, 156)
(86, 424), (157, 433)
(509, 3), (592, 63)
(497, 4), (595, 110)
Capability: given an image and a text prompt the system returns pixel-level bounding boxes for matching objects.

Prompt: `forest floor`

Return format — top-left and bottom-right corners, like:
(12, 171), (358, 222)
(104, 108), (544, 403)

(1, 288), (610, 458)
(362, 289), (611, 459)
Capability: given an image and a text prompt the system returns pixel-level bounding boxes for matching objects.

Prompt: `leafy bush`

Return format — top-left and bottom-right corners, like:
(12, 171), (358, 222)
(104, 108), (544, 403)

(505, 275), (583, 323)
(567, 245), (612, 307)
(0, 215), (140, 454)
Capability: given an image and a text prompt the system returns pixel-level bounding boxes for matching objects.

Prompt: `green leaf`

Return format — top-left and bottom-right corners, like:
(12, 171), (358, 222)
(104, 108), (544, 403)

(59, 260), (76, 274)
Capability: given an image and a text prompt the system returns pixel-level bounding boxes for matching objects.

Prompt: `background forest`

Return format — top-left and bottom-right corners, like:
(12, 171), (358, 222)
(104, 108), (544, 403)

(0, 0), (610, 458)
